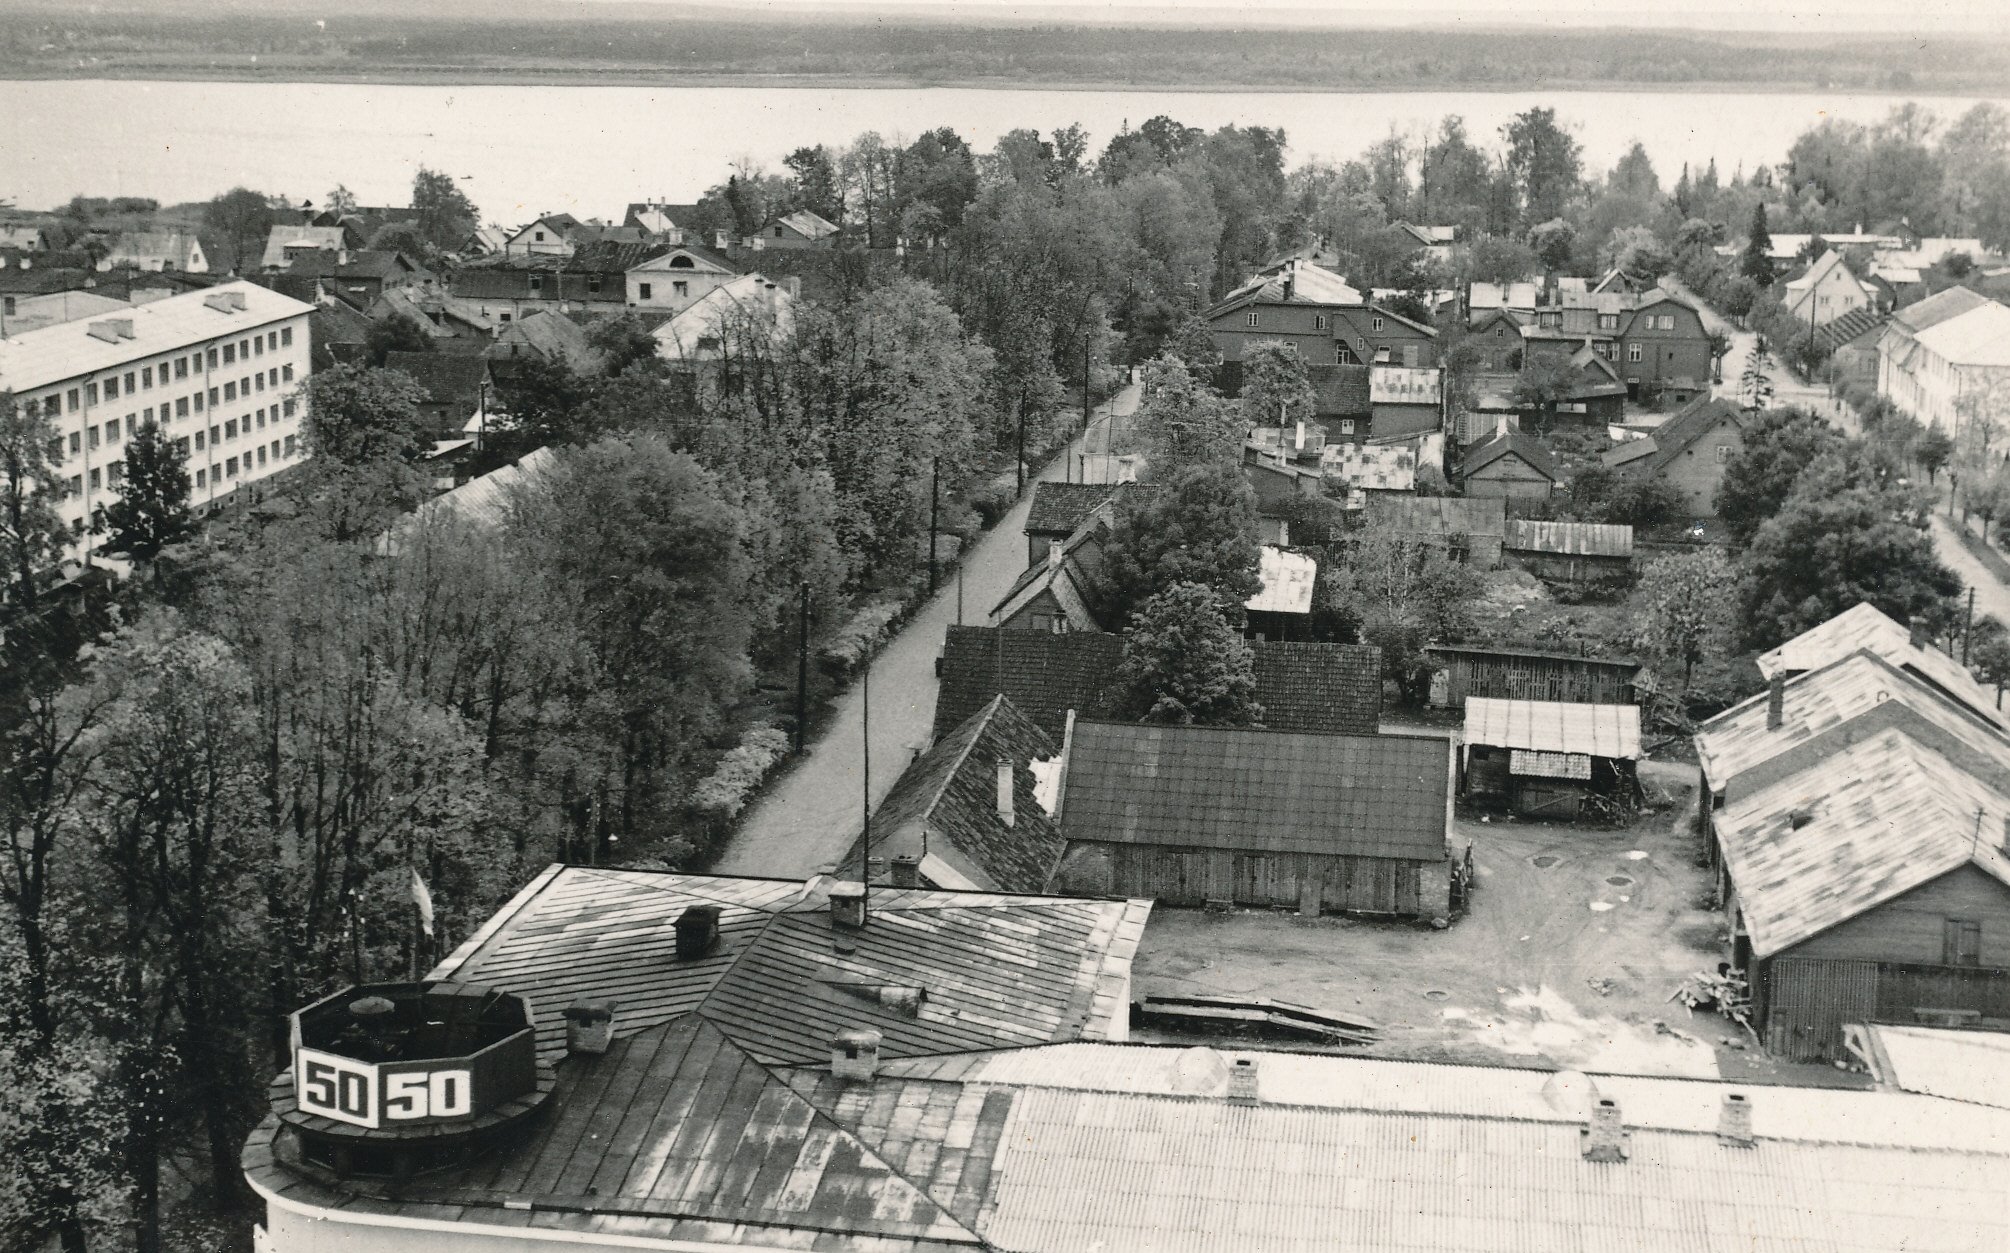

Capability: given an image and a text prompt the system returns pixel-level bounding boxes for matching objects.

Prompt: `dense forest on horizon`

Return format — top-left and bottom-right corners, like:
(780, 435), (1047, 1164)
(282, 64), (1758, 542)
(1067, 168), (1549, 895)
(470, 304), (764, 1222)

(1, 10), (2007, 91)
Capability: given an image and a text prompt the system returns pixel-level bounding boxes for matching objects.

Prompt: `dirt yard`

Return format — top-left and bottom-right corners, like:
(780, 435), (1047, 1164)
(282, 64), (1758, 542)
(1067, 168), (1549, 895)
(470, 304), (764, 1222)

(1133, 764), (1859, 1085)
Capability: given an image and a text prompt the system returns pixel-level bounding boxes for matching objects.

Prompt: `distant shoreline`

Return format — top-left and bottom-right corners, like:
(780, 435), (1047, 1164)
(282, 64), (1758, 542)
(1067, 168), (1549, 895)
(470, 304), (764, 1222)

(0, 67), (1992, 97)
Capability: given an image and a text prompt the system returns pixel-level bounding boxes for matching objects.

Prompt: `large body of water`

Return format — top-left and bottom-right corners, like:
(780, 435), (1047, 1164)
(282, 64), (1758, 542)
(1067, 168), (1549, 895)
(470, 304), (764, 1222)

(0, 79), (1996, 218)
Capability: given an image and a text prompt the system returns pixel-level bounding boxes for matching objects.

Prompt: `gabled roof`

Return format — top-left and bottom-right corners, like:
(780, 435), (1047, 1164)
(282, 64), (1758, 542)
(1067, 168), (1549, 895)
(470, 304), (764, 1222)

(1889, 284), (1990, 334)
(653, 273), (796, 363)
(1024, 481), (1137, 537)
(1463, 697), (1640, 760)
(933, 626), (1382, 742)
(106, 231), (202, 264)
(1467, 281), (1540, 313)
(1755, 602), (2002, 727)
(1462, 430), (1559, 482)
(1365, 301), (1438, 338)
(1604, 395), (1744, 476)
(488, 308), (599, 370)
(1208, 261), (1363, 317)
(1061, 721), (1450, 861)
(1914, 300), (2010, 368)
(1307, 362), (1372, 417)
(627, 242), (738, 274)
(1367, 494), (1507, 538)
(1504, 519), (1633, 558)
(861, 695), (1063, 894)
(1717, 727), (2010, 957)
(382, 350), (488, 406)
(775, 209), (840, 240)
(260, 224), (345, 269)
(1783, 249), (1874, 298)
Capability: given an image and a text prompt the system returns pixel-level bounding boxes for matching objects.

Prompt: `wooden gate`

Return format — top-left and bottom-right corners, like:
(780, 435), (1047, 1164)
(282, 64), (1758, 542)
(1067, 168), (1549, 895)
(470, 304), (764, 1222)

(1765, 958), (1878, 1062)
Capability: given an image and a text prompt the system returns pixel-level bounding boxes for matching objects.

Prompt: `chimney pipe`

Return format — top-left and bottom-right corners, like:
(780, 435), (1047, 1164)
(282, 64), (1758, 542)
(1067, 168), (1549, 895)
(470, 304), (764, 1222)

(563, 999), (616, 1056)
(1909, 621), (1926, 649)
(674, 904), (721, 960)
(1766, 672), (1786, 731)
(1581, 1097), (1629, 1162)
(1227, 1056), (1259, 1105)
(831, 1028), (881, 1082)
(997, 758), (1016, 828)
(890, 855), (921, 888)
(830, 881), (867, 930)
(1718, 1092), (1754, 1147)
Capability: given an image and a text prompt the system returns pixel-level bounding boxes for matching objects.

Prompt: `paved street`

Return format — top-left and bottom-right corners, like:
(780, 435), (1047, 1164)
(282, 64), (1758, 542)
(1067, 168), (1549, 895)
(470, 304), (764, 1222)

(1661, 274), (1831, 415)
(713, 382), (1143, 878)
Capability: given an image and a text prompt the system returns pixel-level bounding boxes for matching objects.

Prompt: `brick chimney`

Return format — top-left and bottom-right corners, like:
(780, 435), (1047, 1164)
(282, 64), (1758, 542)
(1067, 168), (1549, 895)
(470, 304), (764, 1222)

(831, 1028), (881, 1082)
(997, 758), (1016, 828)
(830, 881), (866, 930)
(1227, 1056), (1259, 1105)
(1718, 1092), (1754, 1147)
(890, 855), (921, 888)
(563, 999), (616, 1056)
(1766, 672), (1786, 731)
(1909, 620), (1926, 648)
(674, 904), (721, 960)
(1581, 1097), (1629, 1162)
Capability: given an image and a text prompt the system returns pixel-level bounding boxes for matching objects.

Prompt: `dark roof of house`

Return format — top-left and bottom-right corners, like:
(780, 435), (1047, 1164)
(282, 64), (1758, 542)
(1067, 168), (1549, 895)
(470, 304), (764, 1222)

(1366, 301), (1438, 338)
(487, 309), (599, 369)
(1817, 307), (1886, 352)
(1024, 481), (1156, 537)
(934, 627), (1385, 743)
(383, 351), (488, 406)
(283, 248), (427, 282)
(1366, 495), (1507, 538)
(1060, 721), (1449, 861)
(463, 240), (670, 275)
(861, 695), (1063, 893)
(1308, 364), (1373, 417)
(1462, 430), (1560, 482)
(1368, 399), (1445, 441)
(1628, 396), (1745, 476)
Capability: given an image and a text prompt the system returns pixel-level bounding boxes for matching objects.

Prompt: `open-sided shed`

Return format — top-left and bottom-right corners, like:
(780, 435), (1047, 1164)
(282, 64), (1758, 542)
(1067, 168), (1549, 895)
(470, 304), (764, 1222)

(1462, 697), (1642, 818)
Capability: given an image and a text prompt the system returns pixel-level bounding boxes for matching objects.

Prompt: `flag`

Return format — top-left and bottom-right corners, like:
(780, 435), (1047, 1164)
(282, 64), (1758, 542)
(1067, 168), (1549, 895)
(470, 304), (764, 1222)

(411, 868), (435, 938)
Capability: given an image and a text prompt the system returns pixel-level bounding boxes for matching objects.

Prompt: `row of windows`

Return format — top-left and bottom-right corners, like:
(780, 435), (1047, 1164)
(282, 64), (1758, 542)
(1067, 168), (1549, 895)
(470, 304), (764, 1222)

(28, 325), (297, 418)
(53, 390), (298, 463)
(192, 437), (296, 490)
(1243, 311), (1387, 332)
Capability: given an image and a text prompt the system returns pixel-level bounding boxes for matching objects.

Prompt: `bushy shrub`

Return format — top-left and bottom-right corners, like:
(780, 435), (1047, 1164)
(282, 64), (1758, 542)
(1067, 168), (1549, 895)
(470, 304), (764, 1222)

(690, 727), (792, 820)
(819, 600), (903, 677)
(967, 477), (1018, 528)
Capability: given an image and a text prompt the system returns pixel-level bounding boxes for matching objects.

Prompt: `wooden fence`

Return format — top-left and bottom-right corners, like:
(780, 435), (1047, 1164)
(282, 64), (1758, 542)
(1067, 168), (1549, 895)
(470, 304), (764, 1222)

(1764, 957), (2010, 1062)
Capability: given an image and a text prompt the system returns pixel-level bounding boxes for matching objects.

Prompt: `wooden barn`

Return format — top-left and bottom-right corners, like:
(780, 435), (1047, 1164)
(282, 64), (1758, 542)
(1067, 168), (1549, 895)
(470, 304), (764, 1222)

(1713, 728), (2010, 1062)
(1426, 643), (1641, 708)
(1054, 721), (1459, 920)
(1460, 697), (1642, 818)
(1502, 520), (1635, 585)
(1367, 495), (1507, 567)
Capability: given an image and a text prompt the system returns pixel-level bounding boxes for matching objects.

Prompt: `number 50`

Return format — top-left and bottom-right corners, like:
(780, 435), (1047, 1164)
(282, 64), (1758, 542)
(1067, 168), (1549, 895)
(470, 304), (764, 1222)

(383, 1070), (473, 1119)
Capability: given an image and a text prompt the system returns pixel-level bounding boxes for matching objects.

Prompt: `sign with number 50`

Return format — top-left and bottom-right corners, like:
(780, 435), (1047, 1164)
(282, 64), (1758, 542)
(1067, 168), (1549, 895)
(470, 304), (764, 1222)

(383, 1069), (474, 1120)
(296, 1049), (477, 1129)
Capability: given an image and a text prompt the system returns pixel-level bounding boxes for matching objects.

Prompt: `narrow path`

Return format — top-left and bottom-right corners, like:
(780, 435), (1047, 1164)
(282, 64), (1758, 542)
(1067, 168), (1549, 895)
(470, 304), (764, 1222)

(712, 383), (1143, 878)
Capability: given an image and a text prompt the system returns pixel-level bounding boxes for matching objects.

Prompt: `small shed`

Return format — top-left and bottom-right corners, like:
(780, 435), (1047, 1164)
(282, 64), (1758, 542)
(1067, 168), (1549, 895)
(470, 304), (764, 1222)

(1055, 721), (1456, 919)
(1244, 546), (1318, 642)
(1502, 520), (1635, 584)
(1366, 496), (1507, 567)
(1427, 643), (1641, 708)
(1462, 697), (1642, 818)
(1460, 430), (1559, 506)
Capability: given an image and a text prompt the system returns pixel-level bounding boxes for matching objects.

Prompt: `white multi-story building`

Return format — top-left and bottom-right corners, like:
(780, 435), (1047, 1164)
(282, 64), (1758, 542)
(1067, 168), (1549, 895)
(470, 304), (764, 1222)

(1878, 288), (2010, 436)
(0, 280), (315, 557)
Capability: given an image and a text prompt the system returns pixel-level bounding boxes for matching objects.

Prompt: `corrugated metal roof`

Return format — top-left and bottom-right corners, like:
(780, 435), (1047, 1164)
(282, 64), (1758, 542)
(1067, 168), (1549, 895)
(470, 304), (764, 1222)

(1509, 749), (1592, 779)
(1244, 545), (1316, 614)
(1367, 494), (1506, 538)
(1756, 602), (2003, 728)
(1695, 649), (2010, 793)
(1464, 698), (1641, 760)
(1865, 1025), (2010, 1110)
(1504, 519), (1634, 558)
(1717, 726), (2010, 958)
(0, 280), (312, 392)
(1061, 722), (1450, 861)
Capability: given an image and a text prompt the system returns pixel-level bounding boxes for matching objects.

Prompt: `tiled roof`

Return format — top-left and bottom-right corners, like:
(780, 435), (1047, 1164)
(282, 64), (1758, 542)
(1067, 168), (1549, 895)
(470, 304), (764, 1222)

(1462, 429), (1559, 481)
(1306, 362), (1372, 417)
(1717, 726), (2010, 957)
(933, 627), (1382, 742)
(1463, 697), (1641, 760)
(860, 695), (1064, 894)
(1366, 494), (1506, 538)
(1697, 648), (2010, 794)
(1756, 602), (2002, 727)
(1061, 721), (1450, 861)
(1503, 519), (1633, 558)
(1025, 481), (1131, 536)
(382, 350), (487, 405)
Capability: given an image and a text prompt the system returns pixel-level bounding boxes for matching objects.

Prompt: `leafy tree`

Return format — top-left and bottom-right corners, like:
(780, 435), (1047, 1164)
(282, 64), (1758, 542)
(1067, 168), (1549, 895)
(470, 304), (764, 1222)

(493, 357), (595, 448)
(1971, 615), (2010, 708)
(364, 312), (434, 367)
(1714, 405), (1841, 547)
(301, 363), (429, 465)
(1741, 202), (1777, 285)
(1737, 450), (1958, 648)
(1321, 527), (1479, 703)
(99, 422), (192, 564)
(1239, 341), (1317, 430)
(1165, 316), (1223, 372)
(1916, 426), (1956, 483)
(200, 186), (274, 273)
(1503, 108), (1584, 226)
(586, 313), (663, 379)
(366, 220), (430, 258)
(1129, 355), (1242, 472)
(1466, 233), (1539, 285)
(1528, 217), (1577, 273)
(1610, 225), (1672, 286)
(0, 390), (64, 607)
(1114, 582), (1264, 726)
(324, 184), (358, 215)
(1512, 352), (1577, 432)
(411, 166), (478, 251)
(784, 145), (844, 223)
(1099, 460), (1262, 625)
(1636, 548), (1737, 688)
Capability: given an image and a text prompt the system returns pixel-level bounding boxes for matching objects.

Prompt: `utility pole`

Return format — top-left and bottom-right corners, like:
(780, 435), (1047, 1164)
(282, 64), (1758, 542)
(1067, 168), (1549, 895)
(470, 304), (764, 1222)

(956, 559), (964, 625)
(1016, 396), (1027, 496)
(1079, 333), (1091, 484)
(859, 654), (872, 922)
(795, 581), (809, 755)
(928, 456), (939, 595)
(1964, 586), (1977, 665)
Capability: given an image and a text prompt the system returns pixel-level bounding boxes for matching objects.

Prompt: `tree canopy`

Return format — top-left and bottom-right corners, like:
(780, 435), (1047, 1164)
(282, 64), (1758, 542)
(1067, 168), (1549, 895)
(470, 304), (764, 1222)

(1114, 581), (1264, 726)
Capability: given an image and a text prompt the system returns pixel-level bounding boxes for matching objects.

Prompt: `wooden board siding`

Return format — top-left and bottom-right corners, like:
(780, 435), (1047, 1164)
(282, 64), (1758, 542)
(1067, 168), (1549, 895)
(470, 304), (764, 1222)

(1762, 956), (2010, 1062)
(1057, 841), (1449, 919)
(1435, 654), (1637, 707)
(1510, 551), (1634, 584)
(1784, 865), (2010, 968)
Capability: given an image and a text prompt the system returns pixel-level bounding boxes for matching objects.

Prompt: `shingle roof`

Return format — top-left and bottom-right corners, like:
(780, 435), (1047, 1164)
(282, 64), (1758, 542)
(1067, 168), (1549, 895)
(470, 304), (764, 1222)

(428, 867), (1150, 1066)
(1503, 519), (1633, 558)
(1717, 726), (2010, 957)
(1605, 395), (1744, 476)
(1366, 494), (1506, 538)
(1462, 430), (1559, 481)
(934, 627), (1382, 742)
(1755, 602), (2002, 727)
(1696, 649), (2010, 795)
(1061, 721), (1449, 861)
(1463, 697), (1641, 759)
(859, 696), (1062, 894)
(1307, 363), (1372, 417)
(1024, 481), (1137, 537)
(382, 350), (488, 405)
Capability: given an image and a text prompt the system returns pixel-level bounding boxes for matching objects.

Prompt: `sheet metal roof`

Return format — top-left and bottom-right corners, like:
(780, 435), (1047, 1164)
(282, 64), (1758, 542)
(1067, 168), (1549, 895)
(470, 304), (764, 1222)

(1717, 726), (2010, 957)
(0, 280), (312, 393)
(1322, 442), (1415, 493)
(1510, 748), (1592, 779)
(1889, 284), (1991, 334)
(1061, 722), (1450, 861)
(1863, 1025), (2010, 1110)
(1914, 299), (2010, 367)
(1244, 545), (1317, 614)
(1696, 648), (2010, 794)
(379, 447), (553, 554)
(1210, 261), (1364, 314)
(1464, 697), (1641, 760)
(1756, 602), (2003, 727)
(1504, 519), (1634, 558)
(1366, 494), (1506, 538)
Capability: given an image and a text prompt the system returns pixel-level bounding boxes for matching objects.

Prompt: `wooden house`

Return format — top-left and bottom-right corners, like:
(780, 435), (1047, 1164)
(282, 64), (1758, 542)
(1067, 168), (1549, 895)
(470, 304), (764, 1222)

(1502, 520), (1634, 584)
(1366, 495), (1507, 566)
(1426, 643), (1641, 708)
(1459, 430), (1558, 505)
(1756, 602), (2003, 729)
(1460, 697), (1641, 818)
(1601, 396), (1747, 518)
(1054, 721), (1457, 919)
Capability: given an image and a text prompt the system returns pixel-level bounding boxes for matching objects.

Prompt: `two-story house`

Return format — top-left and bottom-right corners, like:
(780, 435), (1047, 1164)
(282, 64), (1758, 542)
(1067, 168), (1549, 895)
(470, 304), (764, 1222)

(1206, 261), (1438, 379)
(625, 242), (740, 312)
(1782, 250), (1878, 330)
